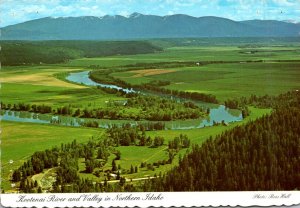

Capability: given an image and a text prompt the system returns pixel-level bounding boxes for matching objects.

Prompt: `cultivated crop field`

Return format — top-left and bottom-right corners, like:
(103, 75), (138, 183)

(110, 47), (300, 101)
(1, 38), (299, 193)
(0, 67), (125, 108)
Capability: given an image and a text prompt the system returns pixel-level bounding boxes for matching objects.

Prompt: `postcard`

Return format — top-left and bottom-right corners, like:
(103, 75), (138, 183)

(0, 0), (299, 207)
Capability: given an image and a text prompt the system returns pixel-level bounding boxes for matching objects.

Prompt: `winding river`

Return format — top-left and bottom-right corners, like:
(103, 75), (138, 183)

(1, 71), (243, 130)
(67, 71), (136, 93)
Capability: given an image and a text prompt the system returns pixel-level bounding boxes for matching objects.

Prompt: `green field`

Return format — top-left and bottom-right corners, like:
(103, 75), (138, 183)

(1, 121), (103, 190)
(131, 62), (299, 101)
(109, 48), (300, 101)
(1, 83), (125, 108)
(0, 66), (125, 108)
(67, 45), (300, 67)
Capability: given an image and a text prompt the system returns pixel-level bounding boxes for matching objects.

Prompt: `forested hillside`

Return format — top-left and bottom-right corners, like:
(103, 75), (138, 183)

(145, 91), (300, 191)
(0, 41), (162, 66)
(2, 15), (300, 40)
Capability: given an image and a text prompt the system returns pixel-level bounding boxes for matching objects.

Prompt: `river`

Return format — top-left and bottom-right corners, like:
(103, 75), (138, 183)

(1, 104), (242, 130)
(67, 71), (136, 93)
(0, 70), (242, 129)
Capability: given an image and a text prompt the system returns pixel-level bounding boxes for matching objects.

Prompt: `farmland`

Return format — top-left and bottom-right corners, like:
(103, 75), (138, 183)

(108, 47), (300, 101)
(0, 66), (125, 108)
(1, 38), (299, 193)
(112, 61), (300, 101)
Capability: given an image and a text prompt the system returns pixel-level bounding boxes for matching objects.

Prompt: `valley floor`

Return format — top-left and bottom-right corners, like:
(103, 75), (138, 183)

(1, 39), (299, 192)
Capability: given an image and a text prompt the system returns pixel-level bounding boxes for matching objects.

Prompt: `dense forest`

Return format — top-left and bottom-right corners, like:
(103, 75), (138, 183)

(225, 91), (299, 109)
(0, 41), (162, 65)
(143, 91), (300, 191)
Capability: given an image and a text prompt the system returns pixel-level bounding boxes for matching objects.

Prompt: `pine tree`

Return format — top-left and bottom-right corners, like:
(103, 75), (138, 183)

(130, 165), (134, 174)
(112, 160), (117, 172)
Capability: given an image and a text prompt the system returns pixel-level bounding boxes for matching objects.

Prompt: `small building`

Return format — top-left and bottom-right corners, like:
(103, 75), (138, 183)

(110, 173), (117, 179)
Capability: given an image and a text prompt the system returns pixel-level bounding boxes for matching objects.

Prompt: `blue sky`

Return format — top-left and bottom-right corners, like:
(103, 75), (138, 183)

(1, 0), (300, 27)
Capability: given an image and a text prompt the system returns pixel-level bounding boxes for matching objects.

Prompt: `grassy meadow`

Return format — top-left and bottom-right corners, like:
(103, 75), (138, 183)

(109, 47), (300, 101)
(0, 66), (125, 108)
(112, 62), (300, 101)
(67, 45), (300, 67)
(0, 38), (299, 192)
(1, 121), (103, 190)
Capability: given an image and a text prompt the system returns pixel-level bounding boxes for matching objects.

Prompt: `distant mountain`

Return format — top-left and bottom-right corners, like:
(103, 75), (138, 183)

(1, 13), (300, 40)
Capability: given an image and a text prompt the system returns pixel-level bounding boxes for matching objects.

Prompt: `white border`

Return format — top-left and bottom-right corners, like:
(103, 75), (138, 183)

(1, 191), (300, 207)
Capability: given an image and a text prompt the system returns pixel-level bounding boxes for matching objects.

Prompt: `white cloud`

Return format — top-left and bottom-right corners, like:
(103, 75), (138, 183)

(119, 10), (130, 17)
(272, 0), (298, 6)
(167, 10), (174, 15)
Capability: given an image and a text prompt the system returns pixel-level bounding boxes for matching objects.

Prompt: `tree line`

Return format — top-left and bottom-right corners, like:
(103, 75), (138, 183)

(1, 93), (206, 121)
(106, 124), (170, 147)
(1, 41), (162, 66)
(89, 70), (219, 104)
(224, 90), (299, 109)
(224, 91), (300, 118)
(125, 95), (205, 121)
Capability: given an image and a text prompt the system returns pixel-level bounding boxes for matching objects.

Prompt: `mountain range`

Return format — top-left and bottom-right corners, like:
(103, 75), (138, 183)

(1, 13), (300, 40)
